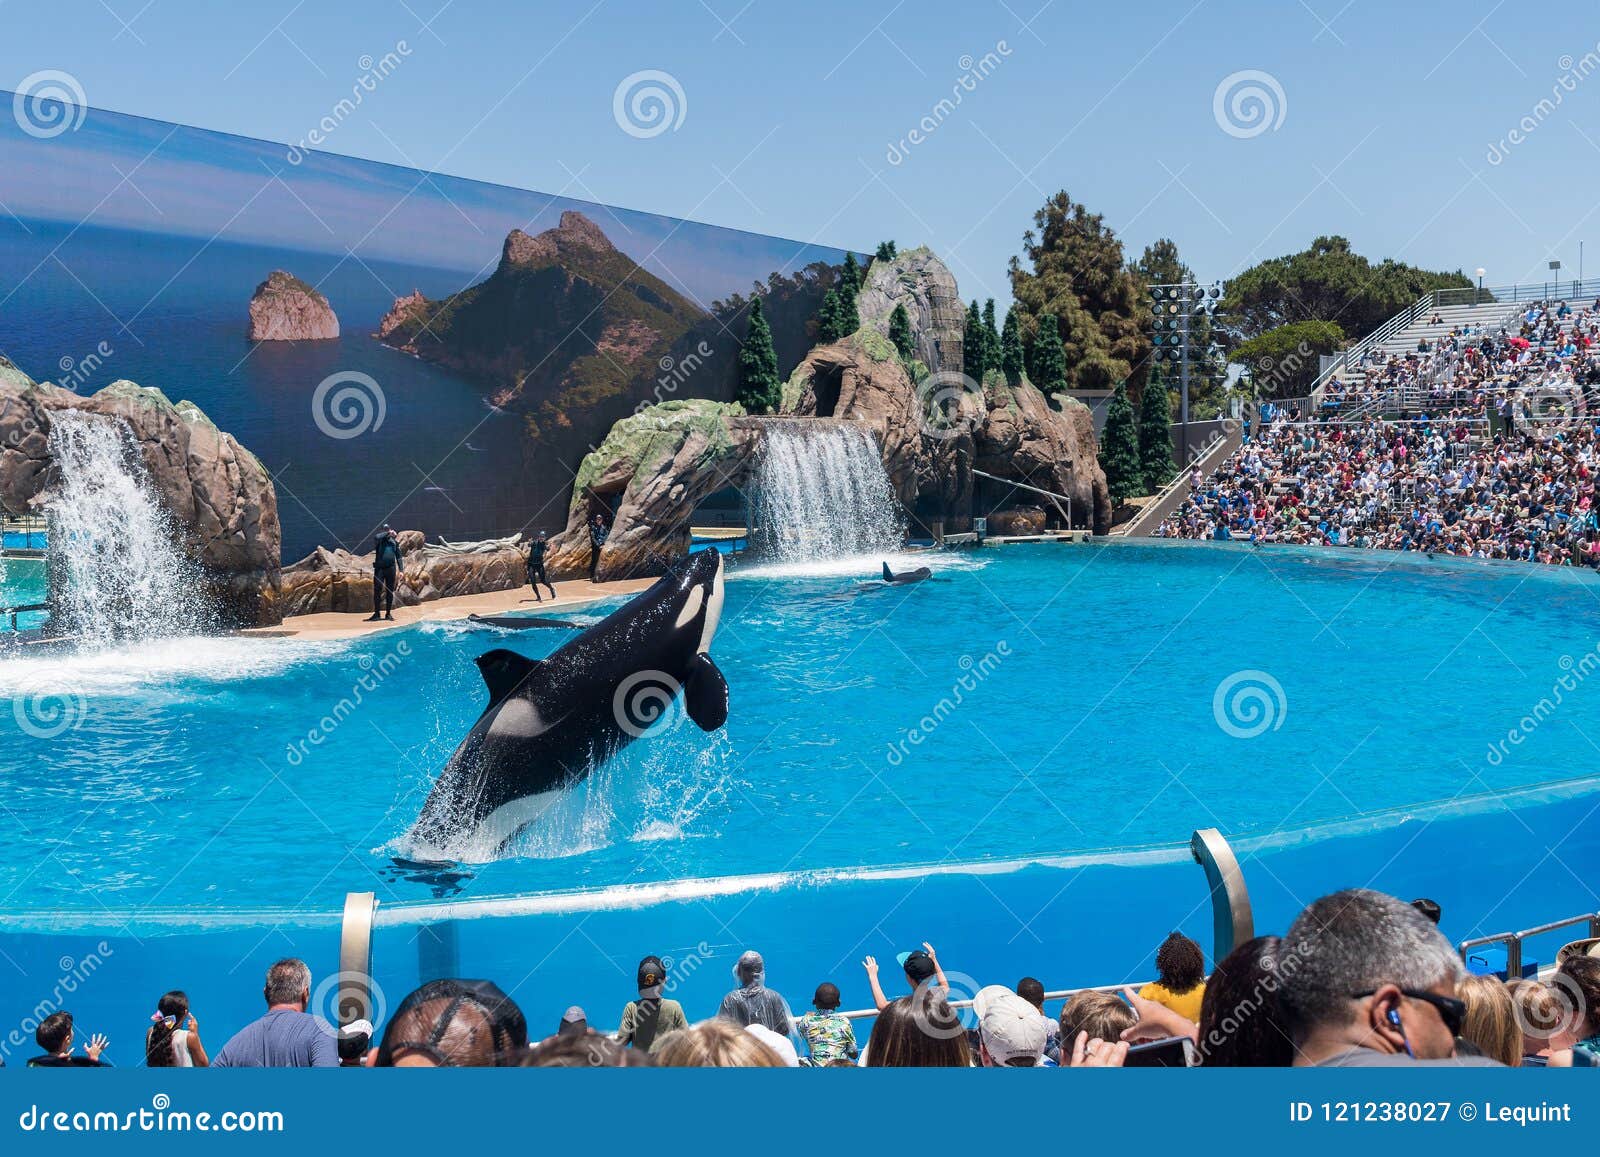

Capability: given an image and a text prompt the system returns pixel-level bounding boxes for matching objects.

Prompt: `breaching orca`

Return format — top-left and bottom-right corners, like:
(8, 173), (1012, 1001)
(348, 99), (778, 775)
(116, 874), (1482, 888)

(408, 549), (729, 859)
(881, 561), (932, 585)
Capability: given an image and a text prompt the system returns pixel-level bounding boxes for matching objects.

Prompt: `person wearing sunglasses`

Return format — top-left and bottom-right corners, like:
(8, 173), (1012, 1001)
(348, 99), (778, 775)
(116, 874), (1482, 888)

(1277, 889), (1501, 1066)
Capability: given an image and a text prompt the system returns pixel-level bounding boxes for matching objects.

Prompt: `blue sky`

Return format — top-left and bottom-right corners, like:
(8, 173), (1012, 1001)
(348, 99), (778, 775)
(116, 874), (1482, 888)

(4, 0), (1600, 302)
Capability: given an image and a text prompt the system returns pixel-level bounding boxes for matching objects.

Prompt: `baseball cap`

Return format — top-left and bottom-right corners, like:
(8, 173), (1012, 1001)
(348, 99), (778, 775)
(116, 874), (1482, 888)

(637, 956), (666, 991)
(557, 1006), (588, 1037)
(972, 985), (1047, 1066)
(896, 949), (936, 985)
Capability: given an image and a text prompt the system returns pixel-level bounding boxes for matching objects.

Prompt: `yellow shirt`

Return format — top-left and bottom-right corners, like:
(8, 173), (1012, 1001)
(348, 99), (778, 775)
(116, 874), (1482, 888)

(1138, 980), (1206, 1024)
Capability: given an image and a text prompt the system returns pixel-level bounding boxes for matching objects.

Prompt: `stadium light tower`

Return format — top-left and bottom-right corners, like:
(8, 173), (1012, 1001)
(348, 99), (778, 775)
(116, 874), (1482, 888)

(1147, 279), (1221, 466)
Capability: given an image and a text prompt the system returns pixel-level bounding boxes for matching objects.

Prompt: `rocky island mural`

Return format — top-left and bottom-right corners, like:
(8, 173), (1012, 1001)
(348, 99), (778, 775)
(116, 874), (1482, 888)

(0, 101), (1108, 629)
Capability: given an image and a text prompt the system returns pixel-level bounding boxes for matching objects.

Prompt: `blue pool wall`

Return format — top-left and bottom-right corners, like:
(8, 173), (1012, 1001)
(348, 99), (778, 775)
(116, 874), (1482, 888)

(1, 777), (1594, 1064)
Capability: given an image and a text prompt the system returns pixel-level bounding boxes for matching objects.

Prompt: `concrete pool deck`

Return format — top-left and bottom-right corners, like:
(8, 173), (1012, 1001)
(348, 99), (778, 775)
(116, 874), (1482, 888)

(246, 576), (655, 641)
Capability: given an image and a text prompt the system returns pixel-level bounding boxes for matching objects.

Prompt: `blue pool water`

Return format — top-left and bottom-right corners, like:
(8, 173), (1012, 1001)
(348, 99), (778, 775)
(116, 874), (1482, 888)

(2, 540), (1598, 919)
(0, 556), (48, 631)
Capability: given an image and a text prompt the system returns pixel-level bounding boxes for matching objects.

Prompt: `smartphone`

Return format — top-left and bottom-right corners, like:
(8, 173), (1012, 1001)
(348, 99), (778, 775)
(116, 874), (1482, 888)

(1122, 1035), (1199, 1067)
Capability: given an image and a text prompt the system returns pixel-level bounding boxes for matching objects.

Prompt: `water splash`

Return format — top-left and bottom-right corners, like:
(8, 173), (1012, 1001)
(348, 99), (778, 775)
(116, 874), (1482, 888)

(749, 421), (903, 565)
(43, 411), (209, 647)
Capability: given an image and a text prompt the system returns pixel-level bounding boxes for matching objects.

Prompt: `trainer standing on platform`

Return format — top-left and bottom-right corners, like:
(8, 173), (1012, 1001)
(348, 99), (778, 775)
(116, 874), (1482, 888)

(367, 524), (404, 623)
(588, 513), (609, 583)
(527, 530), (556, 602)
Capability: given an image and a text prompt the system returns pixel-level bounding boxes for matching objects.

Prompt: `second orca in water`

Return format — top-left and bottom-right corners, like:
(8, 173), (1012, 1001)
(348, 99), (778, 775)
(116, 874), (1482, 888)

(407, 549), (729, 859)
(881, 561), (933, 585)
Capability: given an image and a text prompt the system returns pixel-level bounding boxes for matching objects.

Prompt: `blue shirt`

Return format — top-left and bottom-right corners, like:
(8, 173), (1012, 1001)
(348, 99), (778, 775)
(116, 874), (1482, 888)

(211, 1009), (338, 1068)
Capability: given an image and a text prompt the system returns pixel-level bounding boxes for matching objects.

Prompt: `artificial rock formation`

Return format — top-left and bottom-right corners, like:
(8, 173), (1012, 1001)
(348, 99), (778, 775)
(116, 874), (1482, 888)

(276, 530), (529, 616)
(547, 400), (759, 582)
(247, 271), (339, 341)
(976, 376), (1111, 535)
(0, 360), (283, 626)
(856, 246), (965, 376)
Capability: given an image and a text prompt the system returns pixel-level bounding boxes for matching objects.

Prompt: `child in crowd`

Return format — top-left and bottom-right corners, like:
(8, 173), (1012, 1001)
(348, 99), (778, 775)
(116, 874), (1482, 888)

(795, 982), (857, 1065)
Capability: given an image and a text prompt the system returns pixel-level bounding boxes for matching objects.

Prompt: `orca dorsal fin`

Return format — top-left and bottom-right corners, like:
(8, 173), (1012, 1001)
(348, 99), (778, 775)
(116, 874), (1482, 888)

(683, 653), (730, 731)
(882, 562), (893, 582)
(475, 648), (545, 706)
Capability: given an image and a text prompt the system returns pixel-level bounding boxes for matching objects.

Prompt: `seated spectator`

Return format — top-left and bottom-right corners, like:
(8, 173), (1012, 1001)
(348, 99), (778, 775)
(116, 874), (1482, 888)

(27, 1011), (109, 1068)
(1194, 936), (1295, 1067)
(1138, 931), (1207, 1022)
(370, 979), (527, 1068)
(1279, 888), (1497, 1066)
(1455, 973), (1520, 1065)
(1061, 989), (1137, 1053)
(972, 985), (1048, 1067)
(521, 1030), (653, 1067)
(1506, 978), (1595, 1067)
(212, 958), (336, 1068)
(862, 994), (970, 1067)
(654, 1018), (784, 1067)
(616, 955), (687, 1053)
(1016, 976), (1061, 1063)
(145, 990), (207, 1068)
(795, 981), (857, 1065)
(717, 950), (793, 1035)
(1557, 954), (1600, 1060)
(863, 941), (947, 1011)
(336, 1019), (372, 1068)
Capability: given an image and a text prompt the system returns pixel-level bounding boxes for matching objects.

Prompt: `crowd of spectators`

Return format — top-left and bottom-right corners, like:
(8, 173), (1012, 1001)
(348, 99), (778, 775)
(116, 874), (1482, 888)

(16, 889), (1600, 1069)
(1158, 300), (1600, 564)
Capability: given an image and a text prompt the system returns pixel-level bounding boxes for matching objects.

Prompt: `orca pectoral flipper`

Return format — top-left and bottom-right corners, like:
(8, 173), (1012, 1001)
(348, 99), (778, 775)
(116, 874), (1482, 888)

(475, 648), (549, 707)
(683, 652), (730, 731)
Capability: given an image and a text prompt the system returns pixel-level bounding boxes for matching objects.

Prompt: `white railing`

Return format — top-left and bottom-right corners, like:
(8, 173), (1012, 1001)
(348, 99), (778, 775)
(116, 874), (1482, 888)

(1309, 291), (1435, 403)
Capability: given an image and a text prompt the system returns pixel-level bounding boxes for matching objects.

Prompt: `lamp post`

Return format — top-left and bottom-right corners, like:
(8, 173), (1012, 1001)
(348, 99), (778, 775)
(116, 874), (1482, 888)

(1476, 267), (1486, 304)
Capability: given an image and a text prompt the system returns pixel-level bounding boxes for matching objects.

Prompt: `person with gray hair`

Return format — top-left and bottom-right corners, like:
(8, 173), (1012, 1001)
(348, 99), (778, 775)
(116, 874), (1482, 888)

(716, 950), (794, 1037)
(1280, 889), (1497, 1066)
(211, 958), (338, 1067)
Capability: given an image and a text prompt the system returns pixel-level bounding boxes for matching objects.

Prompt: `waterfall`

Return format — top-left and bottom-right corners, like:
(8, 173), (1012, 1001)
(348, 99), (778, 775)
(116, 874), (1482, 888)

(749, 421), (904, 564)
(43, 411), (207, 647)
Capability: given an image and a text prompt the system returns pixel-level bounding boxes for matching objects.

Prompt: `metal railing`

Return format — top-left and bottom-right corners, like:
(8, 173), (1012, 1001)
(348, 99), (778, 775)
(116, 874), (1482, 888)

(1436, 278), (1600, 308)
(1310, 291), (1435, 403)
(335, 826), (1258, 1036)
(1458, 911), (1600, 978)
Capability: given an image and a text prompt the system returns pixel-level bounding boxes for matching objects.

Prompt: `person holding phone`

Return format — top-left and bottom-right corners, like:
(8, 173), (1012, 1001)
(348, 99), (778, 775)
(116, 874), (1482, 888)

(145, 990), (208, 1067)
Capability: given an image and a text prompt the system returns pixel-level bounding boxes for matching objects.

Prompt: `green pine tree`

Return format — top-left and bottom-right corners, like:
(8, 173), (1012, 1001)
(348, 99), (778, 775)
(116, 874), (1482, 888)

(888, 302), (915, 360)
(982, 299), (1002, 376)
(837, 252), (861, 333)
(816, 289), (845, 343)
(1030, 312), (1068, 392)
(964, 300), (986, 381)
(875, 240), (898, 262)
(1138, 369), (1176, 492)
(736, 296), (782, 414)
(1099, 380), (1144, 503)
(1000, 306), (1026, 384)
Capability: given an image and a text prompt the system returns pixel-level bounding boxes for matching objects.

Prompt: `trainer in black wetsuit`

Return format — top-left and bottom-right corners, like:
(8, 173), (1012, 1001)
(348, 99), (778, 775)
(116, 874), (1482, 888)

(588, 514), (610, 583)
(527, 530), (556, 602)
(367, 525), (404, 622)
